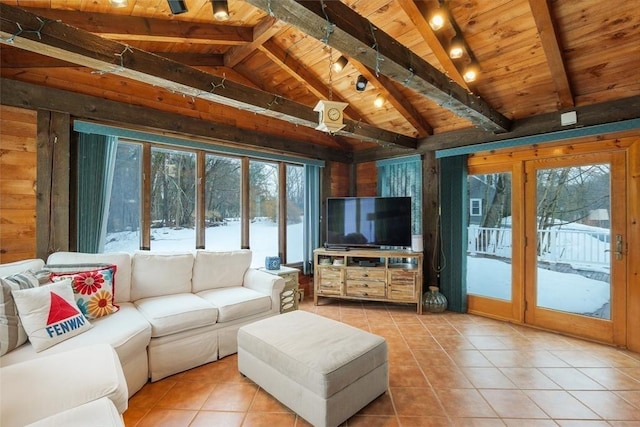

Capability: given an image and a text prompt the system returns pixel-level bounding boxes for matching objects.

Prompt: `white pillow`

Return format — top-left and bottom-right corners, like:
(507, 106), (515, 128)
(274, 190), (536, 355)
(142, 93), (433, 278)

(130, 251), (194, 301)
(192, 250), (252, 292)
(11, 279), (92, 352)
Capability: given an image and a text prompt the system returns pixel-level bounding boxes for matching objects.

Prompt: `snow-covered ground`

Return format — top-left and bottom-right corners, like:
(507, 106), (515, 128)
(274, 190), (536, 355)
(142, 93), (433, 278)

(466, 256), (609, 316)
(105, 220), (303, 267)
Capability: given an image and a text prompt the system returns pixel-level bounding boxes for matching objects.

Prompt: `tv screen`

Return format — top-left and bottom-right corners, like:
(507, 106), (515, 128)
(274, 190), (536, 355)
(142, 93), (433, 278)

(325, 196), (412, 248)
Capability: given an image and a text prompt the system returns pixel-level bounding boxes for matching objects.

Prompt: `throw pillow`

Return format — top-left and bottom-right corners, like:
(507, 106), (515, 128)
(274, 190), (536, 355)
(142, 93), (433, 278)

(45, 264), (119, 319)
(0, 271), (40, 356)
(11, 279), (92, 352)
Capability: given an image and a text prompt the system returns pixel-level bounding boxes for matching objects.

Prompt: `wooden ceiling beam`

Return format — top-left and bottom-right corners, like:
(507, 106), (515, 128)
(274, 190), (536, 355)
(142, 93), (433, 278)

(528, 0), (574, 108)
(396, 0), (469, 91)
(20, 7), (252, 45)
(0, 3), (415, 149)
(244, 0), (511, 133)
(224, 16), (286, 67)
(0, 77), (353, 163)
(0, 46), (225, 68)
(259, 40), (367, 122)
(352, 61), (434, 137)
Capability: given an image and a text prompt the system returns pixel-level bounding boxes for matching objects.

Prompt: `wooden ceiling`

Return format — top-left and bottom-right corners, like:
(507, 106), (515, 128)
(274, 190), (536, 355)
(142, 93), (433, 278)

(1, 0), (639, 157)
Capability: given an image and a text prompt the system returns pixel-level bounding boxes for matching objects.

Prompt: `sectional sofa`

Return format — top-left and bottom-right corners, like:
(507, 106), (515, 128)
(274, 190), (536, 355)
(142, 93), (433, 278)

(0, 249), (285, 426)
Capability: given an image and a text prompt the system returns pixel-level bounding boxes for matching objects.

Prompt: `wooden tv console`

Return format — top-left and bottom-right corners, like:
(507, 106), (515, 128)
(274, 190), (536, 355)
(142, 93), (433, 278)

(313, 248), (424, 314)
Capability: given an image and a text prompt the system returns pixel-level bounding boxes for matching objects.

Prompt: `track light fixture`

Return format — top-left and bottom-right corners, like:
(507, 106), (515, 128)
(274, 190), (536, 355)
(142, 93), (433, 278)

(463, 61), (480, 83)
(167, 0), (188, 14)
(355, 75), (368, 91)
(211, 0), (229, 21)
(109, 0), (128, 8)
(449, 35), (465, 59)
(374, 94), (385, 108)
(332, 56), (348, 73)
(429, 7), (446, 31)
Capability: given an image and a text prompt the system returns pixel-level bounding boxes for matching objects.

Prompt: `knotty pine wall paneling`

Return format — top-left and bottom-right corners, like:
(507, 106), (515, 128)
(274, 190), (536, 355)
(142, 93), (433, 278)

(0, 105), (37, 263)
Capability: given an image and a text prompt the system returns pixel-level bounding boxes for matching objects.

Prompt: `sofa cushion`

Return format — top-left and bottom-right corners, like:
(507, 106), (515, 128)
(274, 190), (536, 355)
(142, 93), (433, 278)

(26, 397), (124, 427)
(192, 250), (252, 292)
(1, 343), (128, 427)
(46, 264), (119, 319)
(11, 280), (92, 352)
(0, 259), (45, 278)
(197, 287), (272, 322)
(0, 303), (151, 374)
(134, 293), (218, 337)
(131, 251), (194, 301)
(0, 271), (40, 356)
(47, 252), (132, 304)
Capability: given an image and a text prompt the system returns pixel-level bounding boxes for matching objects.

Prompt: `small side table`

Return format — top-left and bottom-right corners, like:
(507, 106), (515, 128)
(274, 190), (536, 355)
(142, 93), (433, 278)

(258, 266), (300, 313)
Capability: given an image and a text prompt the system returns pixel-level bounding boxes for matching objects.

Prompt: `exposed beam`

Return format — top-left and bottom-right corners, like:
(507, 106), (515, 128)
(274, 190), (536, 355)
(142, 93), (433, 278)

(352, 61), (434, 137)
(396, 0), (469, 90)
(21, 7), (253, 45)
(0, 46), (226, 68)
(224, 16), (286, 67)
(528, 0), (574, 108)
(0, 4), (415, 148)
(244, 0), (511, 133)
(0, 77), (353, 163)
(353, 95), (640, 163)
(259, 39), (367, 122)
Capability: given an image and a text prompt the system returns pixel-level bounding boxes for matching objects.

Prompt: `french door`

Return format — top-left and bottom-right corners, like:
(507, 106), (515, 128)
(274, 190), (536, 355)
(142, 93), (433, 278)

(467, 148), (628, 346)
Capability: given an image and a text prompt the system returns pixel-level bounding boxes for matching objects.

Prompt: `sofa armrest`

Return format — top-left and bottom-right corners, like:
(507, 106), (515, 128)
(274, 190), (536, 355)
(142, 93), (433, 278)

(243, 269), (285, 313)
(0, 344), (128, 427)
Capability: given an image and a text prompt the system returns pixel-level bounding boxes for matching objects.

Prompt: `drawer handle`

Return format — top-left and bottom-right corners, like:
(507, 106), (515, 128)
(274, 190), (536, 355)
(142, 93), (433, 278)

(363, 292), (368, 296)
(363, 273), (368, 277)
(363, 283), (369, 287)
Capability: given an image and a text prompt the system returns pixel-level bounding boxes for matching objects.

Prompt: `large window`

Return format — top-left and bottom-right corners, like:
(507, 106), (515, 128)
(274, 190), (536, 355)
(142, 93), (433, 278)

(150, 147), (196, 250)
(205, 154), (241, 250)
(105, 142), (142, 253)
(97, 132), (319, 268)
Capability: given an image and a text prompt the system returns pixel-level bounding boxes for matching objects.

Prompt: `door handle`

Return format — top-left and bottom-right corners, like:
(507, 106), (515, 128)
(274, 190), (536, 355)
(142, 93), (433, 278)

(606, 235), (623, 260)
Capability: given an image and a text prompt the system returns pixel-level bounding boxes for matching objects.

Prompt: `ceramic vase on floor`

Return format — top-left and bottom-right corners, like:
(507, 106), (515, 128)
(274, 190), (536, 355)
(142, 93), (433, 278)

(423, 286), (447, 313)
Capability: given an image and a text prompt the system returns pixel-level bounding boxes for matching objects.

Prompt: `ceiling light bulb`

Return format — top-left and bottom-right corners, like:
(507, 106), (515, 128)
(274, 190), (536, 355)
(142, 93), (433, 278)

(463, 63), (480, 82)
(449, 36), (465, 59)
(374, 94), (385, 108)
(212, 0), (229, 21)
(109, 0), (128, 8)
(355, 75), (368, 91)
(333, 56), (348, 73)
(429, 9), (445, 31)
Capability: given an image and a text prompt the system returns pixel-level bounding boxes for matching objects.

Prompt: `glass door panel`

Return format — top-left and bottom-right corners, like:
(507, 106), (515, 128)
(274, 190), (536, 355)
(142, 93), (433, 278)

(467, 172), (513, 301)
(534, 164), (611, 319)
(525, 152), (626, 345)
(466, 164), (523, 322)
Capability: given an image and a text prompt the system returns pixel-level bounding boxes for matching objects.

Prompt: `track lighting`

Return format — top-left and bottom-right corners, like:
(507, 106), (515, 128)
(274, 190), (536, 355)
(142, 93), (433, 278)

(449, 35), (465, 59)
(463, 62), (480, 83)
(429, 8), (446, 31)
(332, 56), (348, 73)
(211, 0), (229, 21)
(109, 0), (128, 8)
(355, 75), (368, 91)
(374, 94), (385, 108)
(167, 0), (188, 14)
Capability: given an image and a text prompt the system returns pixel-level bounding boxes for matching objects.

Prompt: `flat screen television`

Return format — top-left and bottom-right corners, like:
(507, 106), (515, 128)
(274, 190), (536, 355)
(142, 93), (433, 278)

(325, 196), (412, 249)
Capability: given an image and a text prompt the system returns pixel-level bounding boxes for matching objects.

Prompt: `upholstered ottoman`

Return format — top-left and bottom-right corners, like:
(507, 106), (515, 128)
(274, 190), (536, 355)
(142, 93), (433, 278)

(237, 310), (388, 427)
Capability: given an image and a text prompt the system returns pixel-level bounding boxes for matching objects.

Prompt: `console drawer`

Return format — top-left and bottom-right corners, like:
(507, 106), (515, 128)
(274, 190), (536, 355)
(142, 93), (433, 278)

(346, 280), (386, 298)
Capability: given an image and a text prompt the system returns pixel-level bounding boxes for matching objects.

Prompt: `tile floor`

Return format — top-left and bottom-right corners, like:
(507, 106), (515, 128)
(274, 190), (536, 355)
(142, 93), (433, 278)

(124, 298), (640, 426)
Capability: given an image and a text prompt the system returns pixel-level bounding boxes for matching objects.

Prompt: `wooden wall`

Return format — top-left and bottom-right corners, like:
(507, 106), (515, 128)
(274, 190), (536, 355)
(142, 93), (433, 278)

(0, 105), (37, 263)
(356, 162), (377, 196)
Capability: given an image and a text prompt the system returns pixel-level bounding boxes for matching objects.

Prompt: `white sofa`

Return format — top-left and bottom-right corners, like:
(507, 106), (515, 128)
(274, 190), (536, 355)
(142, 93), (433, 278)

(0, 249), (285, 425)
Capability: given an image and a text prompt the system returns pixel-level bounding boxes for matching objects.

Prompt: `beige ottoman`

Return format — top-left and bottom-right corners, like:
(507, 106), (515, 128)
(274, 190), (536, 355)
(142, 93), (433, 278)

(237, 310), (388, 427)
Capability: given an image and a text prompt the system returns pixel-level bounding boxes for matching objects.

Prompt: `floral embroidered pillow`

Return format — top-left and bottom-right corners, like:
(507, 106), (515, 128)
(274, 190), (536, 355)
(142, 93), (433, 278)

(45, 264), (119, 319)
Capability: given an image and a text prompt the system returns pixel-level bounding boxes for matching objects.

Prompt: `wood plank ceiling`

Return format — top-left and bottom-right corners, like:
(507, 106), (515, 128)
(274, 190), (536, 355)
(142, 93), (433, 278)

(0, 0), (639, 157)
